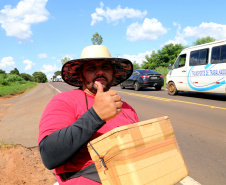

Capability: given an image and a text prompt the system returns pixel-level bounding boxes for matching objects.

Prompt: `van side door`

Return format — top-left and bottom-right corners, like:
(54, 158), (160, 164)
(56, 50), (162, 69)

(187, 49), (209, 92)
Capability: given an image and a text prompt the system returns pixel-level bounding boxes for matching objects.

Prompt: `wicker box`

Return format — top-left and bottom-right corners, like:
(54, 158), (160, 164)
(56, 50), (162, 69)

(87, 116), (188, 185)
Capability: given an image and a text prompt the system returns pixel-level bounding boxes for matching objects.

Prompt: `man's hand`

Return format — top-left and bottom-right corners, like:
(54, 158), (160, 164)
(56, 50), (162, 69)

(93, 81), (122, 121)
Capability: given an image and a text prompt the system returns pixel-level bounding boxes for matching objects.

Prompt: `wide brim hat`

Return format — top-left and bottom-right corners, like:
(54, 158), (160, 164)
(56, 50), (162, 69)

(61, 45), (133, 87)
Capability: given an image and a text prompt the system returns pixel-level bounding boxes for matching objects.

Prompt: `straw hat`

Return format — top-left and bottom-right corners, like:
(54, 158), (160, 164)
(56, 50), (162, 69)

(61, 45), (133, 87)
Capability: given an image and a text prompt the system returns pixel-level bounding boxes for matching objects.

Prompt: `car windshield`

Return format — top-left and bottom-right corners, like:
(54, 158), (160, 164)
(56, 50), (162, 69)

(139, 70), (159, 74)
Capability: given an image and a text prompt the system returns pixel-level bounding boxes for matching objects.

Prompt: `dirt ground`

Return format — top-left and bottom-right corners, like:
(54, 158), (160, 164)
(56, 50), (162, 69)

(0, 84), (59, 185)
(0, 145), (57, 185)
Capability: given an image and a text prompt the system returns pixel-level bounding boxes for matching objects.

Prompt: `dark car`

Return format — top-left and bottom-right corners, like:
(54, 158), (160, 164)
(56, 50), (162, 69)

(120, 69), (164, 91)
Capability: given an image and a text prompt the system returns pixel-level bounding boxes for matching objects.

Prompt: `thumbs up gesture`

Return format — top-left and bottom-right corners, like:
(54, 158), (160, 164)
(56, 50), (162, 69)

(93, 81), (122, 121)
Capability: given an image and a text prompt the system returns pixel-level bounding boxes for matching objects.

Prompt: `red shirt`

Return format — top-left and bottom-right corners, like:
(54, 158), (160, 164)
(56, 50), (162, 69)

(38, 89), (139, 185)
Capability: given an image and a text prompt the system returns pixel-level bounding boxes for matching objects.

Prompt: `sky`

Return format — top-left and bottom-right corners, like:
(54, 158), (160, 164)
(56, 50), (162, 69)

(0, 0), (226, 79)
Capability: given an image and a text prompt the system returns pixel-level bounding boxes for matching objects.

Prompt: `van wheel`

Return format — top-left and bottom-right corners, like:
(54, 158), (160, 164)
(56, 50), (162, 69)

(134, 82), (140, 91)
(168, 82), (178, 95)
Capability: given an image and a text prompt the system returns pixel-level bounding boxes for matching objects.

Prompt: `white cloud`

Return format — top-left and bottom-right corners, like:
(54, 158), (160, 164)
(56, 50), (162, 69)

(123, 50), (155, 65)
(41, 64), (59, 73)
(38, 53), (48, 58)
(163, 23), (188, 46)
(91, 2), (147, 26)
(23, 59), (35, 70)
(163, 36), (188, 46)
(0, 56), (16, 72)
(0, 0), (49, 40)
(126, 18), (168, 41)
(182, 22), (226, 39)
(165, 22), (226, 46)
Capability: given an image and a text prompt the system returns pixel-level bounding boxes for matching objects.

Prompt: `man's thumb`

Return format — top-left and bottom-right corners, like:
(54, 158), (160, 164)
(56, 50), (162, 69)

(95, 81), (103, 93)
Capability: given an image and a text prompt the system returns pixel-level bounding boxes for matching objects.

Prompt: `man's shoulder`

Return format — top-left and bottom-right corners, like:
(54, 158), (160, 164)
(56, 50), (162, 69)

(53, 89), (84, 100)
(122, 100), (133, 109)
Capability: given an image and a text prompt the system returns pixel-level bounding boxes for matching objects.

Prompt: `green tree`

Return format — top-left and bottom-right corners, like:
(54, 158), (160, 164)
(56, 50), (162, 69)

(193, 36), (216, 46)
(160, 43), (185, 66)
(32, 72), (47, 83)
(132, 61), (140, 69)
(54, 71), (61, 76)
(0, 69), (6, 74)
(141, 44), (184, 69)
(10, 68), (20, 75)
(20, 73), (33, 81)
(141, 51), (159, 69)
(61, 57), (70, 65)
(91, 32), (103, 45)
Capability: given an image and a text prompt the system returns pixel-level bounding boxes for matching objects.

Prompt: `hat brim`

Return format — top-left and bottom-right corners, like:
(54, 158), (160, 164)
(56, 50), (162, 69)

(61, 58), (133, 87)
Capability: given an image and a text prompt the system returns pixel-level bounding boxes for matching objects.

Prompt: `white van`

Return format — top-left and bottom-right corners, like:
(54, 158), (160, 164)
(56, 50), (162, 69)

(166, 39), (226, 95)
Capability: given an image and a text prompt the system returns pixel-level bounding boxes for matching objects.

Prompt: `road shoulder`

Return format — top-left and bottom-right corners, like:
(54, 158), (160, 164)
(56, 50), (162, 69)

(0, 83), (59, 147)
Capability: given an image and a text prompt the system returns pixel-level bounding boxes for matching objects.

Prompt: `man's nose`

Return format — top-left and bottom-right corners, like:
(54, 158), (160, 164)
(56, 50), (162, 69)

(96, 70), (104, 76)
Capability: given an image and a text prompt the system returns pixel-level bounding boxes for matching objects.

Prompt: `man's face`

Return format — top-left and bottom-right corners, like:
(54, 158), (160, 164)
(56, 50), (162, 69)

(82, 60), (114, 93)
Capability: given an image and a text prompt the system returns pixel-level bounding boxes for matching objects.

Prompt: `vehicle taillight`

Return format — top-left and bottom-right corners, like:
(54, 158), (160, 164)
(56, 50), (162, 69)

(160, 75), (164, 78)
(141, 75), (149, 78)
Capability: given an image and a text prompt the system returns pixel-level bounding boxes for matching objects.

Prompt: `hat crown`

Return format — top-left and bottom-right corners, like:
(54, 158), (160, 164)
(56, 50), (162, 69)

(80, 45), (111, 59)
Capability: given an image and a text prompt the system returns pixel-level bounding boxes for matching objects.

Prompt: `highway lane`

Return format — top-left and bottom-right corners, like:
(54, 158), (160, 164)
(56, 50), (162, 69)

(49, 82), (226, 185)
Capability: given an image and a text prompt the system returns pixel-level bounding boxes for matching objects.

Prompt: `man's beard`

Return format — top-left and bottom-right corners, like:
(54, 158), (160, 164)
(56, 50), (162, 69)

(84, 76), (113, 94)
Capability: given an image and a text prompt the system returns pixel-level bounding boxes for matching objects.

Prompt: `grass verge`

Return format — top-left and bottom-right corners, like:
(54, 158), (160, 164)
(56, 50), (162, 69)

(0, 141), (17, 149)
(0, 81), (37, 97)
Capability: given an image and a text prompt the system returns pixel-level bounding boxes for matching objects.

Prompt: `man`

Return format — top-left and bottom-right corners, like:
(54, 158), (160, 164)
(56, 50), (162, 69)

(38, 45), (139, 185)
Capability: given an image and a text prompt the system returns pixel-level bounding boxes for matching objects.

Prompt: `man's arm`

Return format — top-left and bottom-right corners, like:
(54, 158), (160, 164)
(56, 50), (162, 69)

(39, 107), (105, 170)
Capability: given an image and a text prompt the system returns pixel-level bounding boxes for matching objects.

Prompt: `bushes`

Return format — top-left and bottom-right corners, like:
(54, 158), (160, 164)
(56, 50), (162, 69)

(0, 74), (6, 83)
(154, 67), (170, 88)
(0, 74), (37, 97)
(0, 74), (9, 86)
(6, 74), (25, 82)
(154, 66), (170, 79)
(0, 81), (37, 96)
(0, 74), (26, 86)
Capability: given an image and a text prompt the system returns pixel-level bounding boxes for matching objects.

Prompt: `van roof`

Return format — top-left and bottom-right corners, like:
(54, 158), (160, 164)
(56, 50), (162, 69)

(182, 39), (226, 52)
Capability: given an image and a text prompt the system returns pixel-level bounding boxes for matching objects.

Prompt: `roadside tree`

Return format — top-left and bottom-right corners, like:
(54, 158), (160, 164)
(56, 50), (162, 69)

(0, 69), (6, 74)
(133, 61), (140, 69)
(20, 73), (33, 81)
(32, 72), (47, 83)
(54, 71), (61, 76)
(193, 36), (216, 46)
(91, 32), (103, 45)
(142, 44), (184, 69)
(61, 57), (70, 65)
(10, 68), (20, 75)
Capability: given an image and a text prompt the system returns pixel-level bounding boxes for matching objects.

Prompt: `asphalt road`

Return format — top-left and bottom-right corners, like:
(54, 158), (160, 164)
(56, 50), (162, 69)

(0, 83), (58, 147)
(50, 82), (226, 185)
(1, 82), (225, 185)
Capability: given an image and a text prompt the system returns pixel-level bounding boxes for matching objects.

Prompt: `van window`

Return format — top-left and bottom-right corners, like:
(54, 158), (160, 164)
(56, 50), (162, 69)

(211, 45), (226, 64)
(174, 54), (186, 69)
(190, 49), (208, 66)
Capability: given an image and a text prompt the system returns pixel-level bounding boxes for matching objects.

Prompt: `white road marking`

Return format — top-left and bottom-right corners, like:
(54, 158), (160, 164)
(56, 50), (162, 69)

(180, 176), (202, 185)
(48, 83), (61, 93)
